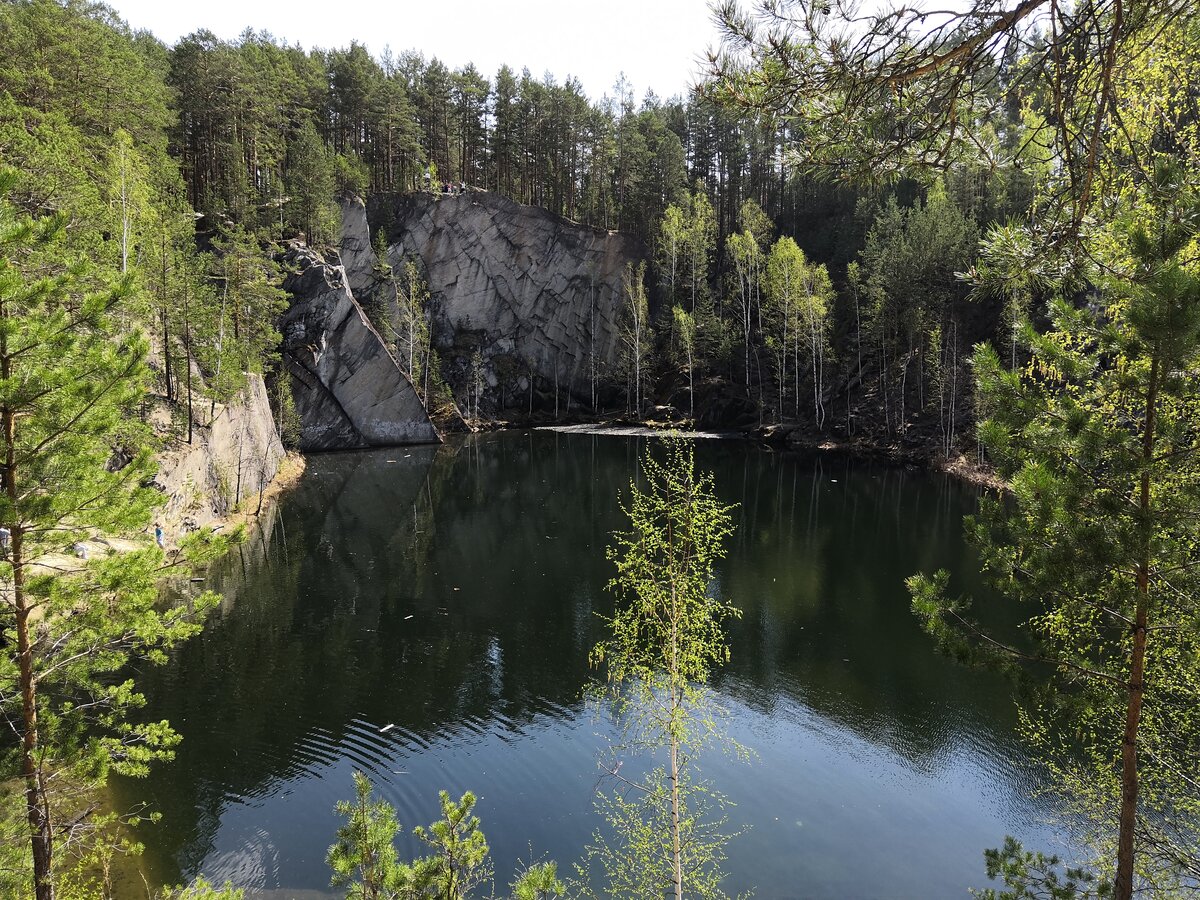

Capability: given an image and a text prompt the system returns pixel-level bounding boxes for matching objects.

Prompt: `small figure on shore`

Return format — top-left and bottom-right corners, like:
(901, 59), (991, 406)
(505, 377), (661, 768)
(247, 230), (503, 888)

(73, 542), (87, 560)
(0, 526), (10, 557)
(155, 523), (165, 550)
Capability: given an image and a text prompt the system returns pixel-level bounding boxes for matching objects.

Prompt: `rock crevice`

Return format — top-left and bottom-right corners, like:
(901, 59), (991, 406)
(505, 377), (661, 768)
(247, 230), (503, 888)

(279, 241), (441, 450)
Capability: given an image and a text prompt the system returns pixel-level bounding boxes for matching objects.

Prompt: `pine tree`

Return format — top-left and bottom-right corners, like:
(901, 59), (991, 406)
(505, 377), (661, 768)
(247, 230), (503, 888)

(198, 224), (288, 416)
(329, 776), (559, 900)
(0, 168), (223, 900)
(909, 165), (1200, 899)
(410, 791), (492, 899)
(327, 772), (405, 900)
(287, 121), (338, 245)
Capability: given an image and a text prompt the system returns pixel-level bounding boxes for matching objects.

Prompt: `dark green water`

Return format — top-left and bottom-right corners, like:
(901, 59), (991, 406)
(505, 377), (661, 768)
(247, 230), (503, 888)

(115, 431), (1072, 898)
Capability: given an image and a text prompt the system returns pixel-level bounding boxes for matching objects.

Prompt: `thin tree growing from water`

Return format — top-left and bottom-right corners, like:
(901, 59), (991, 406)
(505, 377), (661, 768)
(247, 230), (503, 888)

(583, 437), (743, 900)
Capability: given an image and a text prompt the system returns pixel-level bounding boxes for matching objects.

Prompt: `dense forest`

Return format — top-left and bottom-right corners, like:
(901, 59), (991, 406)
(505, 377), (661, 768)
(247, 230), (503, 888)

(2, 0), (1200, 897)
(0, 0), (1044, 452)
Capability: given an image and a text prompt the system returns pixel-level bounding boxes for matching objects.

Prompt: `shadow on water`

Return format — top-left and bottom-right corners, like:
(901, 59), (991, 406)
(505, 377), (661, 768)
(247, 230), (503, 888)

(112, 432), (1070, 899)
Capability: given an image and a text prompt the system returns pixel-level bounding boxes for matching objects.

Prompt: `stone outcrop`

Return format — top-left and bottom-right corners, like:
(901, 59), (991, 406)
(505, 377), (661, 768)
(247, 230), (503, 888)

(339, 196), (381, 303)
(279, 242), (441, 450)
(348, 191), (645, 417)
(154, 373), (285, 542)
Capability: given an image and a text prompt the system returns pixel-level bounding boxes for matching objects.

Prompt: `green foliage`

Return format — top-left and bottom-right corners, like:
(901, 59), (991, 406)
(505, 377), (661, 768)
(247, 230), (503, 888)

(510, 861), (564, 900)
(328, 775), (567, 900)
(658, 202), (689, 308)
(328, 771), (405, 900)
(286, 120), (340, 245)
(908, 169), (1200, 894)
(974, 838), (1109, 900)
(391, 259), (432, 396)
(970, 223), (1069, 369)
(159, 877), (246, 900)
(709, 0), (1182, 228)
(272, 374), (302, 451)
(617, 262), (652, 417)
(763, 236), (832, 424)
(0, 166), (228, 897)
(193, 224), (288, 405)
(103, 128), (154, 275)
(658, 187), (721, 413)
(335, 152), (371, 197)
(683, 186), (717, 315)
(584, 437), (743, 900)
(581, 765), (741, 900)
(596, 438), (738, 688)
(0, 0), (173, 147)
(410, 790), (492, 900)
(725, 202), (772, 395)
(671, 305), (697, 418)
(856, 187), (977, 435)
(374, 227), (393, 276)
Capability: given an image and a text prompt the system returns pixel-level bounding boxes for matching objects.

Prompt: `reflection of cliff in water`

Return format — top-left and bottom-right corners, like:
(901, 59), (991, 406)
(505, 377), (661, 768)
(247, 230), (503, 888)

(114, 435), (634, 885)
(116, 433), (1038, 892)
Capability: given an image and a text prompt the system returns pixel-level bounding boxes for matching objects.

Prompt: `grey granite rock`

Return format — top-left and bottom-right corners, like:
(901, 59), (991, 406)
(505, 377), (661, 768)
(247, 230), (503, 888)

(355, 191), (646, 417)
(280, 242), (440, 450)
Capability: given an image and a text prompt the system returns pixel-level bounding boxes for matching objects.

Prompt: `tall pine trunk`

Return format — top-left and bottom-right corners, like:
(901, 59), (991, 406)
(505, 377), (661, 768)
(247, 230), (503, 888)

(4, 349), (54, 900)
(1114, 354), (1159, 900)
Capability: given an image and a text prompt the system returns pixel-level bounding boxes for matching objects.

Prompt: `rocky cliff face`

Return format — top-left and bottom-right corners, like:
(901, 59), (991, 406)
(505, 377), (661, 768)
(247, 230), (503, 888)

(279, 242), (441, 450)
(154, 373), (285, 542)
(345, 192), (645, 418)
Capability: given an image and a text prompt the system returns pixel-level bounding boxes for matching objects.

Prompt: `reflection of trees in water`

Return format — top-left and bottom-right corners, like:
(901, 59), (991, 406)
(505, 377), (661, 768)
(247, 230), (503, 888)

(707, 447), (1017, 771)
(116, 434), (1027, 888)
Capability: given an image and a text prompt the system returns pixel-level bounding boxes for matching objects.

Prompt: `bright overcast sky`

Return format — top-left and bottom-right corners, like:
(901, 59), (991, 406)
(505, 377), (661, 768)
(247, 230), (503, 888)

(105, 0), (724, 102)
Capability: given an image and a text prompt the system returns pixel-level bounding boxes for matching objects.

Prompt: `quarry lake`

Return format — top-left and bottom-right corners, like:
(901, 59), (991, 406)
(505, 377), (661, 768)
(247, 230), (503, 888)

(115, 431), (1073, 899)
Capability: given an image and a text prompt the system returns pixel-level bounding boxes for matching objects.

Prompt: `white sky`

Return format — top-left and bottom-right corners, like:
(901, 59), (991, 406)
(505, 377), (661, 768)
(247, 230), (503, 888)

(106, 0), (724, 102)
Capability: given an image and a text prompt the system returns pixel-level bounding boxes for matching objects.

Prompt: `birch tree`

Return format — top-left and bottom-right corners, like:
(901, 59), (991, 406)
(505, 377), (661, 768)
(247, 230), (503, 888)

(584, 437), (742, 900)
(619, 262), (651, 417)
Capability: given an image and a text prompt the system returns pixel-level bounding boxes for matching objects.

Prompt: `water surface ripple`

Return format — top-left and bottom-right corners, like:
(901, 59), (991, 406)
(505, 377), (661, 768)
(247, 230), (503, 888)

(114, 432), (1073, 898)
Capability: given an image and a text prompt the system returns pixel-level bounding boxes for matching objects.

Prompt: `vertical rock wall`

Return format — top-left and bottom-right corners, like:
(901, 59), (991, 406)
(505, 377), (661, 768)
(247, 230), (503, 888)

(279, 242), (441, 450)
(348, 192), (646, 417)
(154, 373), (286, 541)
